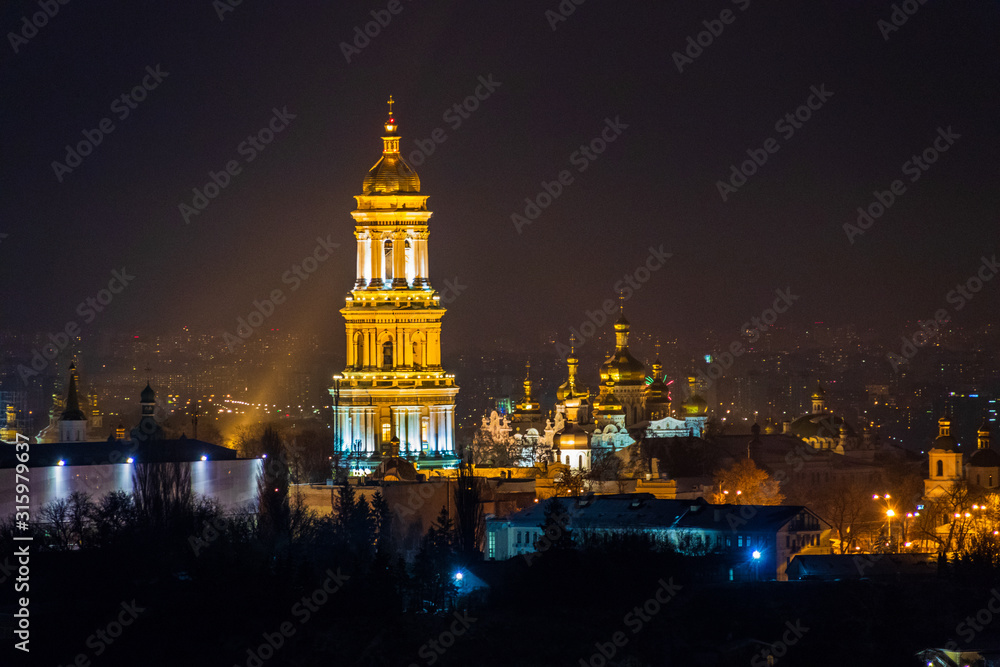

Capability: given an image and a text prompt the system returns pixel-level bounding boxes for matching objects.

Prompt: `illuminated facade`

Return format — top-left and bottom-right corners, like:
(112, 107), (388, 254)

(331, 100), (459, 469)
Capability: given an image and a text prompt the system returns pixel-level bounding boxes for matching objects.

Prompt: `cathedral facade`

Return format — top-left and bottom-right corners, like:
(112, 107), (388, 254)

(330, 102), (459, 470)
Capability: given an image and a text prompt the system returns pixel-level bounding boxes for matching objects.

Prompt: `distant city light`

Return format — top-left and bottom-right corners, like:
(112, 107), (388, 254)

(200, 455), (207, 461)
(57, 459), (66, 466)
(126, 457), (134, 463)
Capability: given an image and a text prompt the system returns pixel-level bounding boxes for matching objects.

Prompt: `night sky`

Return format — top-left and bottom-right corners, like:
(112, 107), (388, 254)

(2, 0), (998, 355)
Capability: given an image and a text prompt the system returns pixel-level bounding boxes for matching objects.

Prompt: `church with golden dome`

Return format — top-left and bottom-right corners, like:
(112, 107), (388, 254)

(331, 99), (460, 471)
(476, 307), (710, 471)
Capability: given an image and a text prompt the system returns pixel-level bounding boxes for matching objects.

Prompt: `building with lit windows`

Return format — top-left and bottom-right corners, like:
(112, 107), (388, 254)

(485, 493), (831, 580)
(331, 100), (459, 471)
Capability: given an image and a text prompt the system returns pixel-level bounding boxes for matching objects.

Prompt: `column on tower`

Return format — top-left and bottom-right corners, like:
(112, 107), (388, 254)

(404, 235), (416, 284)
(355, 231), (368, 289)
(368, 232), (384, 288)
(336, 406), (351, 452)
(444, 405), (455, 453)
(392, 230), (407, 288)
(408, 407), (421, 452)
(392, 407), (407, 455)
(351, 406), (365, 453)
(363, 406), (377, 454)
(414, 232), (429, 288)
(428, 405), (443, 453)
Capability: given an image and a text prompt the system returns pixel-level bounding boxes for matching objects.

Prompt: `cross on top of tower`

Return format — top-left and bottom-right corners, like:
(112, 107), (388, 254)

(387, 95), (395, 118)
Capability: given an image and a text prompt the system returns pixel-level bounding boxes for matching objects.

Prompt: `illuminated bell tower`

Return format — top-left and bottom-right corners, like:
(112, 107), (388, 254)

(331, 98), (459, 469)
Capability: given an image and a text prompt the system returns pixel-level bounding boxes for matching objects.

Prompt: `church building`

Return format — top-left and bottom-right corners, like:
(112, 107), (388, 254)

(331, 100), (460, 471)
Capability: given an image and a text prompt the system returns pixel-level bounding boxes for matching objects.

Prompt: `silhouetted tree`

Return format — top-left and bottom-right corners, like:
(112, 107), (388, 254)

(412, 506), (457, 611)
(257, 426), (291, 550)
(371, 490), (394, 555)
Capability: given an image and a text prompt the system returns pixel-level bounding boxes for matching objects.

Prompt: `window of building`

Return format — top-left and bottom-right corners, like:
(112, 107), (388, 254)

(936, 460), (943, 477)
(726, 536), (731, 548)
(487, 532), (496, 559)
(516, 531), (522, 545)
(382, 340), (393, 368)
(381, 421), (391, 443)
(421, 417), (429, 443)
(738, 536), (743, 547)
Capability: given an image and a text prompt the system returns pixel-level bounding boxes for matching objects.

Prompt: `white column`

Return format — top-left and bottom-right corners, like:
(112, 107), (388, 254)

(445, 406), (455, 453)
(393, 408), (406, 455)
(351, 407), (363, 454)
(415, 234), (430, 287)
(364, 407), (376, 454)
(428, 406), (440, 453)
(355, 234), (366, 288)
(336, 406), (350, 452)
(408, 407), (420, 452)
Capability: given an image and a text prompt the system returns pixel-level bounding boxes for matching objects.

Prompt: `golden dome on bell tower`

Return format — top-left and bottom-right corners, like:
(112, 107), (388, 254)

(362, 95), (421, 195)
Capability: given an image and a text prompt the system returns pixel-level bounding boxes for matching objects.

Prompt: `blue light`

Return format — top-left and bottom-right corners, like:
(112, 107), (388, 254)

(704, 355), (712, 363)
(57, 459), (66, 466)
(752, 550), (761, 560)
(454, 571), (463, 581)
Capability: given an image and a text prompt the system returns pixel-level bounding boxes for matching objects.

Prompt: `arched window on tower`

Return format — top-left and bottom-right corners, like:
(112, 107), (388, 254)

(354, 333), (364, 369)
(936, 460), (944, 477)
(382, 340), (393, 369)
(412, 337), (424, 369)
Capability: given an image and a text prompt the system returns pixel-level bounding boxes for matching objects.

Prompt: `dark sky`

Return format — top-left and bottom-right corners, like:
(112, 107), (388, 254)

(2, 0), (998, 356)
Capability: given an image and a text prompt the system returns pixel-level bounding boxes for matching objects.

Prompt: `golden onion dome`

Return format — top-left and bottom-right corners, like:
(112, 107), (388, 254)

(598, 313), (646, 385)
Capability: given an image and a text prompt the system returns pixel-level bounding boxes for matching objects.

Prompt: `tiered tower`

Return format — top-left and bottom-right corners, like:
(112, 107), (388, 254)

(331, 99), (459, 470)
